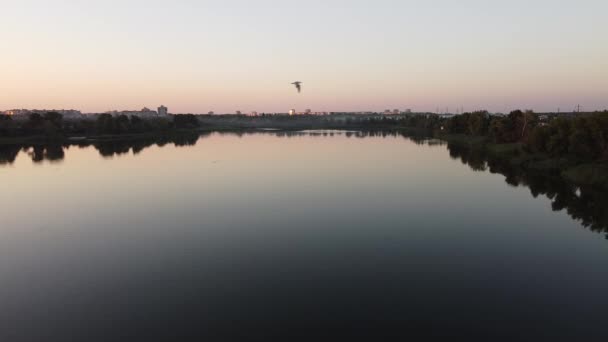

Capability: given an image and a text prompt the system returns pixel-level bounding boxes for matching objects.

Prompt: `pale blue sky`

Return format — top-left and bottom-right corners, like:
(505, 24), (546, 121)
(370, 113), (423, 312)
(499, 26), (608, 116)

(1, 0), (607, 113)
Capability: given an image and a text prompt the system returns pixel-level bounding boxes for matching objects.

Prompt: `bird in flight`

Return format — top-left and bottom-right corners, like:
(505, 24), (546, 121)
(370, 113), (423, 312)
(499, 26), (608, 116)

(291, 81), (302, 93)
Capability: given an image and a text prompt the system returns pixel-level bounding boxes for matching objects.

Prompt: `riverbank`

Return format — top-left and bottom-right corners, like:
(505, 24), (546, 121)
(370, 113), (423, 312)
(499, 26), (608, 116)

(3, 125), (606, 190)
(0, 125), (429, 146)
(439, 133), (608, 189)
(0, 130), (199, 145)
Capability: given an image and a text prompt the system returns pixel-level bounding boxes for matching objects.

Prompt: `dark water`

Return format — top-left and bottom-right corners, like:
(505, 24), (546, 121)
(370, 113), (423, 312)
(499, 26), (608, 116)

(1, 131), (607, 341)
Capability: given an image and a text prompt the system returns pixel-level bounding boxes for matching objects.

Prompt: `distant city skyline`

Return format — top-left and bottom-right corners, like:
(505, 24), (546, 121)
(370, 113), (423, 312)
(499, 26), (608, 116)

(2, 0), (607, 113)
(2, 105), (602, 116)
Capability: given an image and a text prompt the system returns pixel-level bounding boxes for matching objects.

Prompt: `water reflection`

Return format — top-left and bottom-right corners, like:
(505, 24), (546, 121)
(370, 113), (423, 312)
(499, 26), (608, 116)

(215, 129), (433, 141)
(2, 129), (608, 340)
(447, 142), (608, 236)
(0, 145), (21, 164)
(0, 132), (203, 164)
(93, 133), (202, 158)
(0, 130), (435, 164)
(1, 130), (606, 236)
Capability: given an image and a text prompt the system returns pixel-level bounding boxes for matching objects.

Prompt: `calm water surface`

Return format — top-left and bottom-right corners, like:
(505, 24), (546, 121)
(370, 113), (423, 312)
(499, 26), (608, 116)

(1, 131), (607, 341)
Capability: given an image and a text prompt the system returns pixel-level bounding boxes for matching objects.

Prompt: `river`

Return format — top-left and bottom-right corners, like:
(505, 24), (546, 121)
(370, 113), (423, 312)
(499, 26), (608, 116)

(1, 130), (607, 340)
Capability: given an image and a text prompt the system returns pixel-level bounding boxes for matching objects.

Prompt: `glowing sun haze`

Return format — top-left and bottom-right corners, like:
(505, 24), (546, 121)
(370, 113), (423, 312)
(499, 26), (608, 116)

(1, 0), (607, 113)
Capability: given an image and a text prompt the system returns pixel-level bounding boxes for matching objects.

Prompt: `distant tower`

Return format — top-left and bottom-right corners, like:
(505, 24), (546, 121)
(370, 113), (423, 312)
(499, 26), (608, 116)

(158, 105), (168, 116)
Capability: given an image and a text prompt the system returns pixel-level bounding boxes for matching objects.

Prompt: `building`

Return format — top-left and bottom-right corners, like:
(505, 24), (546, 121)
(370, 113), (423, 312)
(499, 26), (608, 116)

(304, 109), (312, 115)
(119, 107), (158, 117)
(158, 105), (168, 116)
(289, 109), (296, 116)
(236, 111), (242, 115)
(208, 111), (215, 115)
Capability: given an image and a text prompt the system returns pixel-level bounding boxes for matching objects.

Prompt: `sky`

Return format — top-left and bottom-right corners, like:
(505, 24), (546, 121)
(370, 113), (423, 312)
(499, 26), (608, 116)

(1, 0), (607, 114)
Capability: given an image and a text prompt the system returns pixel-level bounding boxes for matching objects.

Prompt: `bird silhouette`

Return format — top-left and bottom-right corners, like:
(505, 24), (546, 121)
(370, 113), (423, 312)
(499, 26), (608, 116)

(291, 81), (302, 93)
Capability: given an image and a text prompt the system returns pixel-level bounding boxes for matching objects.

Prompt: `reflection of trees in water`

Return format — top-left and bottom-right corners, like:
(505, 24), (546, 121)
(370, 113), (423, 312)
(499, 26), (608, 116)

(27, 145), (65, 163)
(95, 141), (132, 158)
(0, 133), (202, 164)
(0, 130), (446, 166)
(448, 144), (488, 172)
(3, 131), (604, 234)
(94, 133), (202, 158)
(447, 142), (608, 236)
(0, 144), (68, 164)
(215, 129), (445, 146)
(0, 145), (21, 164)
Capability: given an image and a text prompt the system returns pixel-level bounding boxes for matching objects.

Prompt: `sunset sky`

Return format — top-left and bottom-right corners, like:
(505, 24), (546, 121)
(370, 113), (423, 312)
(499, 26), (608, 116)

(1, 0), (607, 113)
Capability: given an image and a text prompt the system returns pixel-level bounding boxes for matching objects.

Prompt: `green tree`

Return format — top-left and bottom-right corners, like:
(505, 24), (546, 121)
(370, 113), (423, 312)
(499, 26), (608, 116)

(488, 117), (510, 143)
(173, 114), (200, 129)
(546, 118), (571, 156)
(467, 111), (490, 136)
(115, 115), (131, 133)
(526, 126), (550, 153)
(0, 115), (14, 137)
(96, 114), (115, 134)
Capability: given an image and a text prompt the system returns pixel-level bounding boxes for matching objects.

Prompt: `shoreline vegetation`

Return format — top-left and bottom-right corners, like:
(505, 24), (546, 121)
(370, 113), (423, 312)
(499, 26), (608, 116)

(1, 110), (607, 190)
(436, 110), (608, 190)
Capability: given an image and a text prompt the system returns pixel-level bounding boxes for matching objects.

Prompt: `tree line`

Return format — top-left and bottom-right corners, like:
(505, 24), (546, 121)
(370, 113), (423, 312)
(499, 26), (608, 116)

(440, 110), (608, 163)
(2, 110), (607, 164)
(0, 112), (201, 138)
